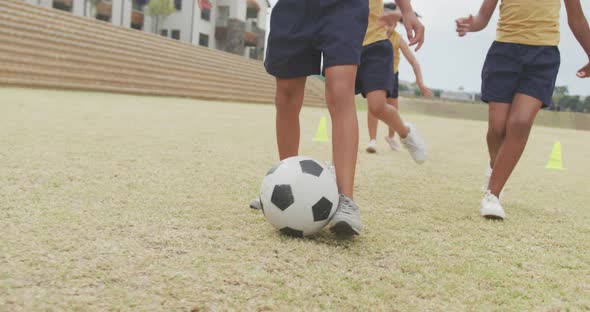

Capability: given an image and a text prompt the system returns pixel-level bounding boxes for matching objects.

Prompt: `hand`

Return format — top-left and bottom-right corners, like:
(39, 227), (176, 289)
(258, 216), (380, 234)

(197, 0), (212, 10)
(577, 62), (590, 78)
(419, 85), (433, 97)
(456, 15), (475, 37)
(402, 12), (425, 51)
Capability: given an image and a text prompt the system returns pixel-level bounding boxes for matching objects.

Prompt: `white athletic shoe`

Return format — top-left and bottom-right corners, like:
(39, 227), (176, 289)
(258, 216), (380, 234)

(400, 123), (427, 164)
(366, 140), (377, 154)
(330, 194), (363, 235)
(385, 135), (402, 151)
(249, 198), (262, 210)
(480, 191), (506, 220)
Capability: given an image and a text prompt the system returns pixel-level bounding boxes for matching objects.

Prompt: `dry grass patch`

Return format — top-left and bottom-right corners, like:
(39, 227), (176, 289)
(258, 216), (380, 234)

(1, 88), (589, 311)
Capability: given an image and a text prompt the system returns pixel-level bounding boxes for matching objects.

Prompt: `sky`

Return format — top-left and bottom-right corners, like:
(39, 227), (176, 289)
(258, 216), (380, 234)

(394, 0), (590, 96)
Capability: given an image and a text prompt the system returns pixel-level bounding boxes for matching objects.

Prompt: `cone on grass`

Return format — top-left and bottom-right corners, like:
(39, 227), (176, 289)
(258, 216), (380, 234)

(313, 117), (329, 142)
(546, 141), (564, 170)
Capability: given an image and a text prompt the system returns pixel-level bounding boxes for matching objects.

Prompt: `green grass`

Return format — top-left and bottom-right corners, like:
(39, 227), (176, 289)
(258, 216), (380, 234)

(1, 87), (590, 311)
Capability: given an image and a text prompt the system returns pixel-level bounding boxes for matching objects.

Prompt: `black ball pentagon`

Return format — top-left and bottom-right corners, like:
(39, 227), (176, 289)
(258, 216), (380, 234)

(280, 227), (304, 238)
(312, 197), (333, 222)
(299, 159), (323, 177)
(271, 184), (294, 211)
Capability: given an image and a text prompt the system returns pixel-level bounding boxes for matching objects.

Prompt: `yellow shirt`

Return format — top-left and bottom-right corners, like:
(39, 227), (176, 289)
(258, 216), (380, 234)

(496, 0), (561, 46)
(389, 31), (401, 73)
(363, 0), (388, 46)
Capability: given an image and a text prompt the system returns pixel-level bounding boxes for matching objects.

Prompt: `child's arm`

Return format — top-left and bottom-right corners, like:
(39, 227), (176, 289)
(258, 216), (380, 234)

(399, 37), (433, 97)
(455, 0), (498, 36)
(383, 0), (425, 51)
(565, 0), (590, 78)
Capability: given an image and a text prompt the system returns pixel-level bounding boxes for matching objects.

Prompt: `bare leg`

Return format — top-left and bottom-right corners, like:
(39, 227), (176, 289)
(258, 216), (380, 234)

(386, 97), (399, 138)
(488, 93), (542, 197)
(366, 90), (409, 138)
(367, 111), (379, 141)
(324, 65), (358, 198)
(275, 77), (306, 160)
(487, 102), (510, 168)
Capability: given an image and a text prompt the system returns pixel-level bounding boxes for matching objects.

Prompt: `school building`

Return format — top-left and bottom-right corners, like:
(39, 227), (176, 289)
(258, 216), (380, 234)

(23, 0), (268, 60)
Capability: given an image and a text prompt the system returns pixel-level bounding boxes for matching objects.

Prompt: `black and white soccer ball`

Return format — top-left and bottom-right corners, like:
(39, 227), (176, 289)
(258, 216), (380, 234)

(260, 156), (339, 237)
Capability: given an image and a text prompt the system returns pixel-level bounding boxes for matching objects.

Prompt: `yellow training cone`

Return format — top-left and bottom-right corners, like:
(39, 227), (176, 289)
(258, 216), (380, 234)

(313, 117), (329, 142)
(546, 141), (564, 170)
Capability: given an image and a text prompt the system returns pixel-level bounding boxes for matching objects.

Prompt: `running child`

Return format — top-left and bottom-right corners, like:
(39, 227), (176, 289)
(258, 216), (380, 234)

(366, 3), (432, 153)
(456, 0), (590, 219)
(357, 0), (428, 164)
(250, 0), (425, 235)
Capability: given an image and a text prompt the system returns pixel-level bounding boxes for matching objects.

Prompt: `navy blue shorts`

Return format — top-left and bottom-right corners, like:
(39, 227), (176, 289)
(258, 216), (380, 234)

(390, 72), (399, 99)
(481, 41), (560, 108)
(264, 0), (369, 79)
(355, 40), (395, 98)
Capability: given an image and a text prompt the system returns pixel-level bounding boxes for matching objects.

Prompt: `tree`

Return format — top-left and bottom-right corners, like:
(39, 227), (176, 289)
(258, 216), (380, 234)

(582, 96), (590, 113)
(558, 95), (580, 111)
(552, 86), (569, 111)
(147, 0), (176, 34)
(433, 89), (442, 98)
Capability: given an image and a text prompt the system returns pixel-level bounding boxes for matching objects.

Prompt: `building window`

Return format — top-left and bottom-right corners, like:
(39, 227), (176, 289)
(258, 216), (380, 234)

(174, 0), (182, 10)
(171, 30), (180, 40)
(201, 8), (211, 21)
(199, 33), (209, 47)
(246, 7), (258, 19)
(160, 29), (168, 37)
(52, 0), (72, 12)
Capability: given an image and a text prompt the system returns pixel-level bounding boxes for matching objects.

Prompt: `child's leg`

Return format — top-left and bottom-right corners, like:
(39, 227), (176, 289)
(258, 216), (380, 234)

(324, 65), (358, 198)
(386, 97), (399, 138)
(275, 77), (307, 160)
(487, 102), (510, 168)
(367, 111), (379, 141)
(366, 91), (409, 138)
(488, 93), (542, 196)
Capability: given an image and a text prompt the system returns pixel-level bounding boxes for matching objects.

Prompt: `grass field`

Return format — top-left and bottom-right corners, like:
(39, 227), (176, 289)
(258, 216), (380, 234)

(1, 87), (590, 311)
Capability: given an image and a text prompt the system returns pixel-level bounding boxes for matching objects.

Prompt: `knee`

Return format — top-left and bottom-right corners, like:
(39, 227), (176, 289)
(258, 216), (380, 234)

(488, 119), (506, 140)
(368, 102), (385, 117)
(506, 116), (533, 139)
(325, 80), (355, 106)
(276, 88), (303, 115)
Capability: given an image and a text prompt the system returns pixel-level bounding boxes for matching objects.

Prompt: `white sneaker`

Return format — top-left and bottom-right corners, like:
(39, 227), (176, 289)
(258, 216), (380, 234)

(385, 135), (402, 151)
(330, 194), (363, 235)
(366, 140), (377, 154)
(400, 123), (427, 164)
(480, 191), (506, 220)
(482, 165), (492, 192)
(249, 198), (262, 210)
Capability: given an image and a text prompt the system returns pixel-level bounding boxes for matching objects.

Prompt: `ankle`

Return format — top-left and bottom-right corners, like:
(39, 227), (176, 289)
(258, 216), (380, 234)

(399, 127), (409, 139)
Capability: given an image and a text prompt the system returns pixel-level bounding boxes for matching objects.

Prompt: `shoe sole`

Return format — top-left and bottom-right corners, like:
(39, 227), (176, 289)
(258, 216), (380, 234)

(366, 147), (376, 154)
(330, 221), (360, 236)
(482, 214), (504, 221)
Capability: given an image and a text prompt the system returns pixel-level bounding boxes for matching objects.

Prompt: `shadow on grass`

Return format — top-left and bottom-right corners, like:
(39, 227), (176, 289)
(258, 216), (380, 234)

(277, 228), (359, 248)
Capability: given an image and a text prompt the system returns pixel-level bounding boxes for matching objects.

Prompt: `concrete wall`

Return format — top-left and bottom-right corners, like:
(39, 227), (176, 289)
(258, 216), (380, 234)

(22, 0), (267, 57)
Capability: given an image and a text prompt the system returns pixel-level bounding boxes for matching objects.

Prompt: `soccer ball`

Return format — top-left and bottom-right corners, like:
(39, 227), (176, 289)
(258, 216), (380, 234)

(259, 156), (339, 237)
